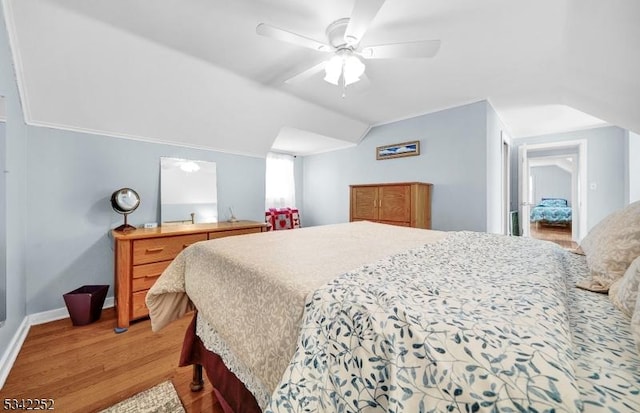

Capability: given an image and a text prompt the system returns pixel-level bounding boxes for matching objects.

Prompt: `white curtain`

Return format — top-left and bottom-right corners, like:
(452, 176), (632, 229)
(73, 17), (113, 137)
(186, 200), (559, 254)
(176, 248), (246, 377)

(265, 152), (296, 209)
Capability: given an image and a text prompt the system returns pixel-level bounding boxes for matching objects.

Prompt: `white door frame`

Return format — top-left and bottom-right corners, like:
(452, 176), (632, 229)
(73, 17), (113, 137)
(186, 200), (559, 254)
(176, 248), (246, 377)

(501, 131), (511, 235)
(518, 139), (588, 241)
(518, 145), (531, 237)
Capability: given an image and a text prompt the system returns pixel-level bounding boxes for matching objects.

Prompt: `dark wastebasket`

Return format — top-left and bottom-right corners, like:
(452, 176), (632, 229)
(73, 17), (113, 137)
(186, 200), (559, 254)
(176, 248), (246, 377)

(63, 285), (109, 326)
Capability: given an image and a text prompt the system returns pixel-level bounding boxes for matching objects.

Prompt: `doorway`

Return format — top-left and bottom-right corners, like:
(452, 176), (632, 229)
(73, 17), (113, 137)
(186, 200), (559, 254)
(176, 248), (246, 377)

(518, 140), (587, 245)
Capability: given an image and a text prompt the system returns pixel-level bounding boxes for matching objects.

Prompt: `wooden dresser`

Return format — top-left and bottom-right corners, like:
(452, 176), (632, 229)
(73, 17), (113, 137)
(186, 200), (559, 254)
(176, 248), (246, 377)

(112, 220), (267, 331)
(350, 182), (433, 229)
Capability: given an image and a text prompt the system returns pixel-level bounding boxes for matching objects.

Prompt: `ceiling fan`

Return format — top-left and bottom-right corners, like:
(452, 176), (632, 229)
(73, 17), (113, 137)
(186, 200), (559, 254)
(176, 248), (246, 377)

(256, 0), (440, 96)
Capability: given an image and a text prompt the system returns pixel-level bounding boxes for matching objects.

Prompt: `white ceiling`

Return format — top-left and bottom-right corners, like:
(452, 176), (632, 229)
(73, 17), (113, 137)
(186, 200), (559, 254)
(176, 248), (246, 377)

(4, 0), (639, 155)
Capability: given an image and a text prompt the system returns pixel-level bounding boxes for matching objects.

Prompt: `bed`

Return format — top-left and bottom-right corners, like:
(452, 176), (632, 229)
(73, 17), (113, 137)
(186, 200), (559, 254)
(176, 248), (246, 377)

(530, 198), (572, 225)
(147, 215), (640, 412)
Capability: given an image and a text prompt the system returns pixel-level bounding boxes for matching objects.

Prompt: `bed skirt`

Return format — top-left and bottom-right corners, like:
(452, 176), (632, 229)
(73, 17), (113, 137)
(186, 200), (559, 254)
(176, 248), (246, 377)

(179, 314), (261, 413)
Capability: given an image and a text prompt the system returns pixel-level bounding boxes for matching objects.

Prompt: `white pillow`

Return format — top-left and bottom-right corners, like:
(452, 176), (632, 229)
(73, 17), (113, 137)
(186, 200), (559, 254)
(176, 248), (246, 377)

(609, 256), (640, 318)
(580, 201), (640, 290)
(628, 259), (640, 352)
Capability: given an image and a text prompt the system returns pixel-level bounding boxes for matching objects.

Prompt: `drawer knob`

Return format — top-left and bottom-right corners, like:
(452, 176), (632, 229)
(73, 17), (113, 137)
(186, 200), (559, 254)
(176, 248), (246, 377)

(146, 247), (164, 253)
(182, 243), (191, 249)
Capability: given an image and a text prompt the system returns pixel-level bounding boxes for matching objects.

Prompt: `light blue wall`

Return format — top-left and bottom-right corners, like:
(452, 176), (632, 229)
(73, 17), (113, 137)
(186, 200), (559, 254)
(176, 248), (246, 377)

(530, 165), (572, 205)
(0, 5), (29, 364)
(512, 126), (627, 231)
(25, 127), (265, 313)
(302, 101), (488, 231)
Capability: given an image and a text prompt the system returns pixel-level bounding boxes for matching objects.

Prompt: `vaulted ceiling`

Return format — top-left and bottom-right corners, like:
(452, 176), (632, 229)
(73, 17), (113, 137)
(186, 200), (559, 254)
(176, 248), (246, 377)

(4, 0), (639, 155)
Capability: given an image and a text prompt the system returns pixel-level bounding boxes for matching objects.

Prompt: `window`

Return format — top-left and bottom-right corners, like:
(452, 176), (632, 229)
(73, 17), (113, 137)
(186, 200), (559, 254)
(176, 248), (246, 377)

(265, 152), (295, 209)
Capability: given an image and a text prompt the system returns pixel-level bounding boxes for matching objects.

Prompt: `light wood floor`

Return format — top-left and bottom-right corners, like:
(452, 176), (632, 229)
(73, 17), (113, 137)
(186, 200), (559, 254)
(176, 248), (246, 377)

(0, 308), (224, 413)
(530, 222), (578, 249)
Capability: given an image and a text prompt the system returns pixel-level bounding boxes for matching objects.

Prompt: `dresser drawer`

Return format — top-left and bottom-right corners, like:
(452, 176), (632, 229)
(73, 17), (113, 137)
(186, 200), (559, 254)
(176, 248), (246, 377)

(132, 261), (171, 279)
(131, 291), (150, 320)
(208, 227), (262, 239)
(131, 261), (169, 292)
(133, 233), (207, 265)
(132, 276), (159, 293)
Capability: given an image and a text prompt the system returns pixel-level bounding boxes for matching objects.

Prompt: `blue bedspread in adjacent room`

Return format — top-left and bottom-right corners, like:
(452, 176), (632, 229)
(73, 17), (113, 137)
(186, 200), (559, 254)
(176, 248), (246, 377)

(530, 198), (572, 223)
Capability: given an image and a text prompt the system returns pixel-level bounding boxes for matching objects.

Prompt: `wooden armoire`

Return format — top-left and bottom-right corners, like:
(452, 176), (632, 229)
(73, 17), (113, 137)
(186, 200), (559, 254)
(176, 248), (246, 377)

(349, 182), (432, 229)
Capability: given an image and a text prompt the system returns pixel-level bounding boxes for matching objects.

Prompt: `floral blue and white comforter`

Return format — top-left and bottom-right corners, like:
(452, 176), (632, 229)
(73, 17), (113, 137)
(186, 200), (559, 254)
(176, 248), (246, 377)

(268, 232), (640, 412)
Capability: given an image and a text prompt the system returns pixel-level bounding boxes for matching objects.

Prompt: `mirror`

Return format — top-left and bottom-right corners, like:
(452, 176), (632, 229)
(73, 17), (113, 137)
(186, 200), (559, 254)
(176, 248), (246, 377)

(160, 157), (218, 224)
(110, 188), (140, 232)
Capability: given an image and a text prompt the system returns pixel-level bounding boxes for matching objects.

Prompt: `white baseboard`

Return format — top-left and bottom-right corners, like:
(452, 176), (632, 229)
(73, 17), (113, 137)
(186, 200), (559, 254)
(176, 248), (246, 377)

(28, 297), (114, 326)
(0, 316), (30, 391)
(0, 297), (115, 389)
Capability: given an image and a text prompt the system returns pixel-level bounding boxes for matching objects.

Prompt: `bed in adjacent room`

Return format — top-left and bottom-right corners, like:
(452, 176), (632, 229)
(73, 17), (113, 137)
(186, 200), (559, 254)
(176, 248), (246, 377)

(147, 203), (640, 413)
(530, 198), (572, 225)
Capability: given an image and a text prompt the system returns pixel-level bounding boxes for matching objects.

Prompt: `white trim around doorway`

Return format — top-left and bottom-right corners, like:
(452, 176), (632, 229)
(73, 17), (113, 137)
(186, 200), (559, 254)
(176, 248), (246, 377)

(520, 139), (588, 242)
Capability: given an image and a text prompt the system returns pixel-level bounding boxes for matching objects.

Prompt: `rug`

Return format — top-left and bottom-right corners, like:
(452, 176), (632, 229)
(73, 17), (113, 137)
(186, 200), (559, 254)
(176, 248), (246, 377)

(99, 381), (185, 413)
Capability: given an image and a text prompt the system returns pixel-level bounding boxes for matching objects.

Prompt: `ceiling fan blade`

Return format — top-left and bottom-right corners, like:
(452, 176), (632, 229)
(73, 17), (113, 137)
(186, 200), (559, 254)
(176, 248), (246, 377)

(361, 40), (441, 59)
(284, 61), (326, 85)
(344, 0), (386, 45)
(256, 23), (331, 52)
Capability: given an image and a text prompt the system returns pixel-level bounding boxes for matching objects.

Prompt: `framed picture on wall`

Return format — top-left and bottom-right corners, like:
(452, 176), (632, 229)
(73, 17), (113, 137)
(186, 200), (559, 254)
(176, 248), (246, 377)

(376, 140), (420, 160)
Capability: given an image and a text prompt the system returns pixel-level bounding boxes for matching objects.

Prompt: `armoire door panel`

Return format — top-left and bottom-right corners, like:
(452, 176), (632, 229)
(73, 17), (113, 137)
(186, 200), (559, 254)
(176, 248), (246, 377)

(351, 186), (378, 221)
(378, 185), (411, 222)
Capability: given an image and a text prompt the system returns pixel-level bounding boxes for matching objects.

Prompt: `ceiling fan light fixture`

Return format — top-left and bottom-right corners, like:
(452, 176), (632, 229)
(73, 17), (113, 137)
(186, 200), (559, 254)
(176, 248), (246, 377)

(343, 55), (365, 85)
(323, 54), (343, 85)
(323, 52), (365, 86)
